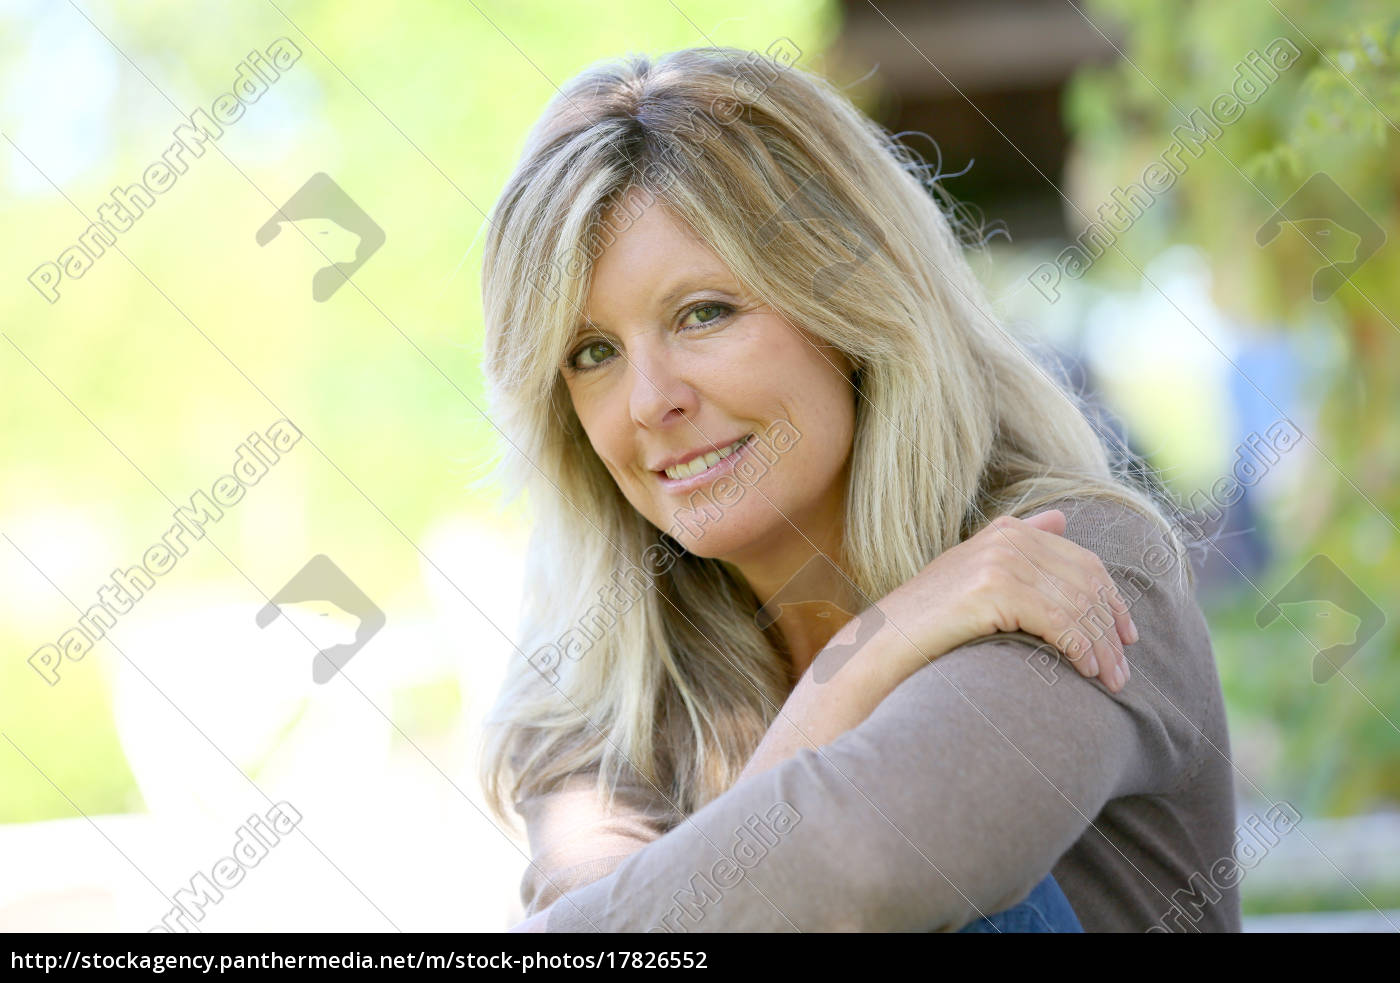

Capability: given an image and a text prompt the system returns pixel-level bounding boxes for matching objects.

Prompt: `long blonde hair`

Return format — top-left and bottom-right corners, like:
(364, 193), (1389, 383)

(476, 45), (1190, 829)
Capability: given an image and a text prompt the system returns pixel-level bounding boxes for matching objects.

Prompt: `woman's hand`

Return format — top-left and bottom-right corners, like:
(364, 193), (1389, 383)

(740, 508), (1136, 784)
(850, 509), (1137, 692)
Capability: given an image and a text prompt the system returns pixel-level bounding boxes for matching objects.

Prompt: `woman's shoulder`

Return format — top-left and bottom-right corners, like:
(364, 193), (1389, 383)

(1035, 494), (1227, 778)
(1035, 495), (1193, 589)
(1033, 494), (1208, 662)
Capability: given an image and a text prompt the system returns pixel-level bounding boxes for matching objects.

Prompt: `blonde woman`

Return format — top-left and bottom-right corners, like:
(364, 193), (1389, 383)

(478, 46), (1239, 933)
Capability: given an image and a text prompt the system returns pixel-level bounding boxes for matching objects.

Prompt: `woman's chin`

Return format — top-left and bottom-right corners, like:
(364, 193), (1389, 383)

(664, 528), (734, 559)
(660, 512), (772, 562)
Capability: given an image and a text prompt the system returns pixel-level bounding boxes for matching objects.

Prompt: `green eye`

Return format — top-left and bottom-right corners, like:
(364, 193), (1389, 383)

(571, 339), (616, 370)
(682, 303), (732, 328)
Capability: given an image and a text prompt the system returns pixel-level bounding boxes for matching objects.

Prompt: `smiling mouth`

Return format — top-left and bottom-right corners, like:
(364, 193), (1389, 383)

(659, 434), (755, 481)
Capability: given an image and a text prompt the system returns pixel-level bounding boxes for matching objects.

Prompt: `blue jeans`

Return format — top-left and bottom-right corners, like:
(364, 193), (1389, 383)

(957, 874), (1083, 933)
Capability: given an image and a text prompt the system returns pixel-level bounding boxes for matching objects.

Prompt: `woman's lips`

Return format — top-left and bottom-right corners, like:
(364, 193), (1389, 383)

(655, 433), (756, 494)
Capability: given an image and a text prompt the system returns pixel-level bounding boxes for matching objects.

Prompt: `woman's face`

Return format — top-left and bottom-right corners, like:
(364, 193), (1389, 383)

(560, 191), (857, 565)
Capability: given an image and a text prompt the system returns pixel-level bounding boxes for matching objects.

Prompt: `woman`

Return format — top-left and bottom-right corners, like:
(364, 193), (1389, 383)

(478, 46), (1239, 933)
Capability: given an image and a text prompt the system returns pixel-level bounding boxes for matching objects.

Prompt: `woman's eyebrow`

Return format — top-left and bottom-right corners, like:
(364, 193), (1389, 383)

(654, 271), (735, 308)
(576, 272), (739, 337)
(655, 266), (744, 303)
(566, 318), (599, 345)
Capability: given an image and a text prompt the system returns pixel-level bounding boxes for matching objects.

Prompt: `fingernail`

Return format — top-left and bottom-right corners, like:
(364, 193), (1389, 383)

(1122, 660), (1131, 682)
(1085, 653), (1099, 676)
(1113, 665), (1125, 690)
(1127, 619), (1139, 644)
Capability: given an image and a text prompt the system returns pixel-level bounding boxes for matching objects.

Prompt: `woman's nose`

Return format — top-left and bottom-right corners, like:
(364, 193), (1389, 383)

(626, 343), (698, 430)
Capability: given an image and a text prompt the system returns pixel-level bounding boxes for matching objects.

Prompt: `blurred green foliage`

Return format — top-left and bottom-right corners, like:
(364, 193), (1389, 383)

(1067, 0), (1400, 815)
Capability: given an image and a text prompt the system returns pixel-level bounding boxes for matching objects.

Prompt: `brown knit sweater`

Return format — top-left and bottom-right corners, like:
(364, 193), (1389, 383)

(515, 496), (1243, 932)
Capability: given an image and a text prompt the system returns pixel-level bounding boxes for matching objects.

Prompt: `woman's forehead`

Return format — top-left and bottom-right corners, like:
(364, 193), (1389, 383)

(582, 217), (737, 312)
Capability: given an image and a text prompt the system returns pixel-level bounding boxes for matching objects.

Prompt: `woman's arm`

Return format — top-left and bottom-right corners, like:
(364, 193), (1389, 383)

(513, 633), (909, 930)
(536, 498), (1212, 932)
(519, 504), (1130, 926)
(511, 771), (680, 922)
(737, 507), (1134, 784)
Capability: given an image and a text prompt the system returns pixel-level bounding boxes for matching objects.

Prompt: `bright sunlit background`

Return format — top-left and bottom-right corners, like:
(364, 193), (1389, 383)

(2, 0), (1396, 932)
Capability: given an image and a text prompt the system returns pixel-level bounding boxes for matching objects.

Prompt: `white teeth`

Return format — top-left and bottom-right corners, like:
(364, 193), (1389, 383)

(664, 435), (751, 480)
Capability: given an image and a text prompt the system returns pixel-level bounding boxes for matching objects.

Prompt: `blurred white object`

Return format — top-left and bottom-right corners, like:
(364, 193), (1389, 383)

(0, 513), (537, 930)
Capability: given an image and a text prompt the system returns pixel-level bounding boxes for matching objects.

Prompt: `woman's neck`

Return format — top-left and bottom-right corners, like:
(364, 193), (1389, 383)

(723, 511), (858, 682)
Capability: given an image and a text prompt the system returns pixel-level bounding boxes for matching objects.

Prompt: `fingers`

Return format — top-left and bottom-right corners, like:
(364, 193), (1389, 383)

(998, 515), (1138, 642)
(1019, 508), (1066, 536)
(983, 513), (1136, 692)
(996, 570), (1106, 684)
(1029, 564), (1128, 692)
(1038, 538), (1138, 685)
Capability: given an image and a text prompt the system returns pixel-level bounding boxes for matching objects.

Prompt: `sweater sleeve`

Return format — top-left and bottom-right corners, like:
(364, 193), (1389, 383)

(515, 771), (682, 918)
(542, 497), (1210, 932)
